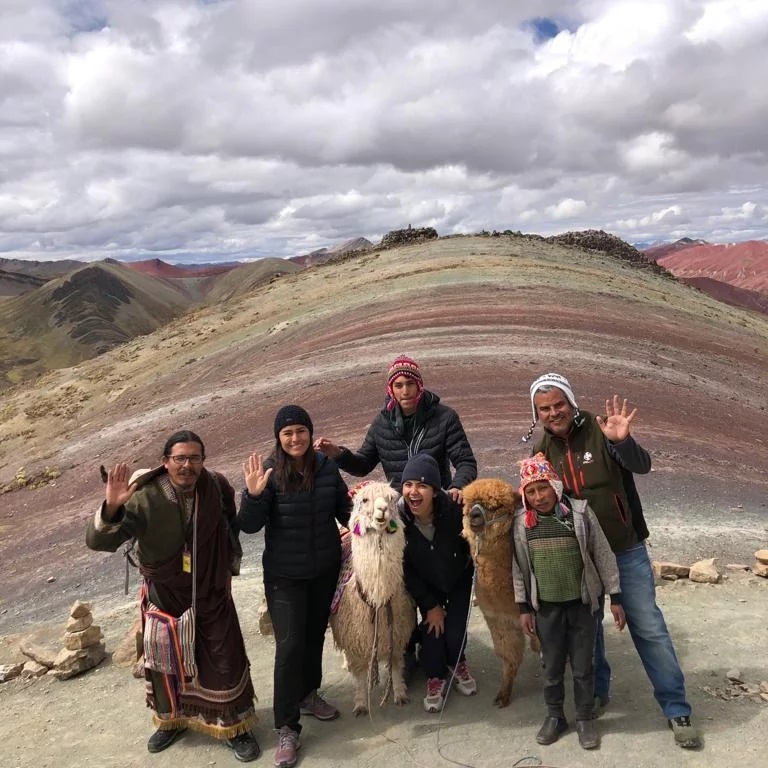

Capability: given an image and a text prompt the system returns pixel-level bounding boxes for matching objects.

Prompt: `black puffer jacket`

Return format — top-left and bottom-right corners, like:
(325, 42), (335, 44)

(402, 491), (474, 614)
(237, 453), (352, 580)
(336, 390), (477, 490)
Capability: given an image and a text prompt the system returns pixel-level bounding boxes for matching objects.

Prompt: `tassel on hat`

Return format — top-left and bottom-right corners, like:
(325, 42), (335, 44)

(518, 452), (564, 528)
(521, 372), (579, 442)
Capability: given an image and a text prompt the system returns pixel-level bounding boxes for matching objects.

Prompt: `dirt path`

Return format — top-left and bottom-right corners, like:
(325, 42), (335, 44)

(1, 545), (767, 768)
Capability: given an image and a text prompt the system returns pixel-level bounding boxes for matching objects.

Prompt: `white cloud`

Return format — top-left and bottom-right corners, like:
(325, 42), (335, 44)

(1, 0), (767, 262)
(546, 198), (588, 219)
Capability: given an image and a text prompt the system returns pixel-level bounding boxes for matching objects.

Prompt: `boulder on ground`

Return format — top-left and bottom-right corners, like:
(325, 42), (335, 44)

(0, 662), (24, 683)
(21, 660), (48, 679)
(51, 643), (106, 680)
(753, 549), (768, 565)
(752, 561), (768, 578)
(652, 561), (690, 579)
(19, 639), (58, 668)
(689, 557), (721, 584)
(112, 617), (142, 667)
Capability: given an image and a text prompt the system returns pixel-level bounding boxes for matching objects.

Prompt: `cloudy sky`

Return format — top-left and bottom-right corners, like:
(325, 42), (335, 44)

(1, 0), (767, 262)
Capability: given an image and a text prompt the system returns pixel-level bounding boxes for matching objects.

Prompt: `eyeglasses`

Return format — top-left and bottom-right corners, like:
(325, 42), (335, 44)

(167, 454), (204, 465)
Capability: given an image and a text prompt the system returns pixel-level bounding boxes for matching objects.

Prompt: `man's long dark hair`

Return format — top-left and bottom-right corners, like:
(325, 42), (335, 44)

(163, 430), (205, 458)
(271, 439), (317, 493)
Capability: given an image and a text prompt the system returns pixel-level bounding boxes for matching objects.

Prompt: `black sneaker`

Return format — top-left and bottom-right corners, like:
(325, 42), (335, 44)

(147, 727), (186, 753)
(227, 731), (262, 762)
(668, 716), (702, 749)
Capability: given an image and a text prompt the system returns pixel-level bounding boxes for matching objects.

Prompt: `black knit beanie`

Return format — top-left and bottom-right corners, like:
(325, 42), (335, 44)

(273, 405), (314, 437)
(401, 453), (441, 490)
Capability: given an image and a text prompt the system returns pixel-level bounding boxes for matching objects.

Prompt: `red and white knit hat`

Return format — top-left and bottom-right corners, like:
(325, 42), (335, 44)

(518, 452), (564, 527)
(385, 355), (424, 410)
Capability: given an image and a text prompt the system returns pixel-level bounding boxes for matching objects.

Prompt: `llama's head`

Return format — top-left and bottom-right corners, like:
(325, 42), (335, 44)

(349, 481), (402, 537)
(462, 478), (520, 551)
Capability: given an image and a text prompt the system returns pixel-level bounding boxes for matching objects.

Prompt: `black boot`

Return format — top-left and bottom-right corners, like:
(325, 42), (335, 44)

(536, 716), (568, 745)
(576, 719), (600, 749)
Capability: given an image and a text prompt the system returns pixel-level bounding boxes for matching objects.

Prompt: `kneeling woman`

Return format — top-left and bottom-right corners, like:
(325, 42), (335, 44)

(401, 453), (476, 713)
(238, 405), (352, 768)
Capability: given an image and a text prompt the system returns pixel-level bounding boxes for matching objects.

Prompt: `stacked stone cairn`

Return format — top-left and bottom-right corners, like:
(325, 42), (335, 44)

(4, 601), (107, 682)
(52, 600), (106, 679)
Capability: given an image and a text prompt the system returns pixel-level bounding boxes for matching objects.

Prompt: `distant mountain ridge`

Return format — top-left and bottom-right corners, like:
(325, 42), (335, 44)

(289, 237), (374, 266)
(3, 230), (767, 387)
(642, 238), (768, 296)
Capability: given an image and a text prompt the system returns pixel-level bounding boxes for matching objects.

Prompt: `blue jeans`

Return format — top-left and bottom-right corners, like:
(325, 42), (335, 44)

(594, 542), (691, 719)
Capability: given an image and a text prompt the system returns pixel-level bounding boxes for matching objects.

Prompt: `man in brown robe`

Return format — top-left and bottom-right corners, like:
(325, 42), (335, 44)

(86, 429), (260, 761)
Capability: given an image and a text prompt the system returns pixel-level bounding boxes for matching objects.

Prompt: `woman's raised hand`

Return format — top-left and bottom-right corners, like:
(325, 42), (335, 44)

(243, 453), (273, 497)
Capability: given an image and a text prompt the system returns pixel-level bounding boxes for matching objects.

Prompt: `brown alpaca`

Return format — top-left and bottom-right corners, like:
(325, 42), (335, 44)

(462, 478), (538, 707)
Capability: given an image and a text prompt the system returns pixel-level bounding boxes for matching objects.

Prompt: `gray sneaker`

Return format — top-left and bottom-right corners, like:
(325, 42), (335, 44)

(669, 716), (702, 749)
(299, 690), (340, 721)
(274, 726), (301, 768)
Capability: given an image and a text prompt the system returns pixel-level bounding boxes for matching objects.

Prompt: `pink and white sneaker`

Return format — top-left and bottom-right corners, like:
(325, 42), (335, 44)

(424, 677), (447, 713)
(449, 660), (477, 696)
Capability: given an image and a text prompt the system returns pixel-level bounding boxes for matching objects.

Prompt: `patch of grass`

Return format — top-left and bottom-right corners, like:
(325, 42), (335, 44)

(1, 403), (18, 421)
(0, 465), (62, 494)
(23, 385), (91, 420)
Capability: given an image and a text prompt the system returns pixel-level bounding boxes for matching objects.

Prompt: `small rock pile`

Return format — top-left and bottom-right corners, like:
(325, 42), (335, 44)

(2, 601), (107, 683)
(544, 229), (675, 279)
(701, 669), (768, 704)
(752, 549), (768, 577)
(652, 557), (721, 583)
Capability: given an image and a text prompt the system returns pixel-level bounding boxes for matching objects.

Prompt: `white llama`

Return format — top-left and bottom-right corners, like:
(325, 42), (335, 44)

(330, 482), (416, 716)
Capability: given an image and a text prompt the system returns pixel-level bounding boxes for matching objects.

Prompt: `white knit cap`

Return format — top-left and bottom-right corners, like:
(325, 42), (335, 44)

(529, 373), (579, 422)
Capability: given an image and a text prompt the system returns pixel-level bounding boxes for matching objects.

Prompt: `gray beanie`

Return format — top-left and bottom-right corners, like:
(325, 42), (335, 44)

(401, 453), (441, 490)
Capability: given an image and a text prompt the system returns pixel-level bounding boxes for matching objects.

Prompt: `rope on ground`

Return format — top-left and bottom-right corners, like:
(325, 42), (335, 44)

(433, 563), (566, 768)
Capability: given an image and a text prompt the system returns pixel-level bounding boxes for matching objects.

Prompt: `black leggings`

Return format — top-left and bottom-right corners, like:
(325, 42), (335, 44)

(265, 569), (338, 732)
(418, 575), (472, 680)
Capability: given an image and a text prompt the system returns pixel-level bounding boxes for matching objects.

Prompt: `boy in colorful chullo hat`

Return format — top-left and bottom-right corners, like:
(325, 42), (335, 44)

(511, 453), (625, 751)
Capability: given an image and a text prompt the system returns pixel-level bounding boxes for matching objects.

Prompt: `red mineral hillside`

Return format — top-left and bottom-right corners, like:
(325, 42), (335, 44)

(646, 240), (768, 295)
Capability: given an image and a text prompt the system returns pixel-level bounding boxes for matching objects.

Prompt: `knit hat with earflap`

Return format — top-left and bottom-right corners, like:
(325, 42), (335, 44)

(518, 452), (564, 529)
(401, 452), (441, 490)
(521, 372), (579, 442)
(385, 355), (424, 411)
(274, 404), (314, 437)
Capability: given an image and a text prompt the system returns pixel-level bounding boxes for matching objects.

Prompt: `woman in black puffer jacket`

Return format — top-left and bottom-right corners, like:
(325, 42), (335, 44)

(238, 405), (351, 768)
